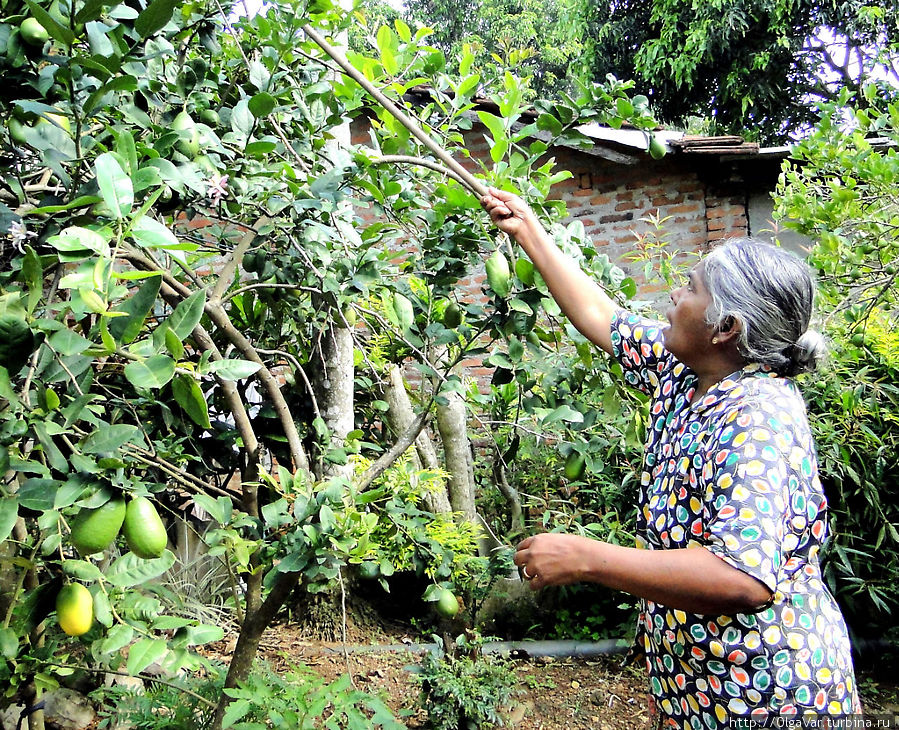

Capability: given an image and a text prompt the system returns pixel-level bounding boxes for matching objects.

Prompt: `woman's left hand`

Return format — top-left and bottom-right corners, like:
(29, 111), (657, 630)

(513, 533), (598, 590)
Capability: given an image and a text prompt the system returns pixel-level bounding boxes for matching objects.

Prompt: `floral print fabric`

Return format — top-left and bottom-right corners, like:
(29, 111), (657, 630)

(610, 310), (860, 727)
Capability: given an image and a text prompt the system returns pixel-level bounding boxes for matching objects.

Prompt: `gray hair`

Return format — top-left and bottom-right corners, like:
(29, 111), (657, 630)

(701, 238), (827, 376)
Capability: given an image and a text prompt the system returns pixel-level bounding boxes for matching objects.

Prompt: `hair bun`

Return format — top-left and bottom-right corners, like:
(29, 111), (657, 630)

(787, 329), (827, 375)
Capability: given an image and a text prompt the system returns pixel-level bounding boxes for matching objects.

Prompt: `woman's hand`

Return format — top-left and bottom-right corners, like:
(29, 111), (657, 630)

(480, 187), (538, 242)
(512, 532), (773, 614)
(513, 533), (597, 591)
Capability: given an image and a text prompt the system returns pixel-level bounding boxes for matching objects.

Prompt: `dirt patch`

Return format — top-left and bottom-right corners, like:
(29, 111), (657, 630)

(205, 621), (899, 729)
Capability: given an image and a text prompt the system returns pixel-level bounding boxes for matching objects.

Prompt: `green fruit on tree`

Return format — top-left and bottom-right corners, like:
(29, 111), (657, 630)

(37, 112), (72, 135)
(19, 17), (49, 46)
(8, 118), (31, 145)
(199, 108), (220, 127)
(56, 583), (93, 636)
(172, 111), (201, 156)
(70, 496), (126, 556)
(648, 134), (667, 160)
(442, 302), (462, 328)
(485, 249), (511, 297)
(850, 333), (865, 347)
(435, 588), (460, 618)
(564, 452), (586, 481)
(122, 496), (167, 559)
(340, 305), (357, 327)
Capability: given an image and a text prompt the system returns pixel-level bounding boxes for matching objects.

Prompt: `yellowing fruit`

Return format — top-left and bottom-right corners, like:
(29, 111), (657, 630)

(56, 583), (93, 636)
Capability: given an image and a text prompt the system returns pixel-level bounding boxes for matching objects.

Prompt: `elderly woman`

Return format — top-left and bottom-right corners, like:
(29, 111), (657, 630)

(480, 188), (860, 726)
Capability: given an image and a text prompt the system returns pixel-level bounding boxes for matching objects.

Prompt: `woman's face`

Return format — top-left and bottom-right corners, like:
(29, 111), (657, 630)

(664, 263), (717, 364)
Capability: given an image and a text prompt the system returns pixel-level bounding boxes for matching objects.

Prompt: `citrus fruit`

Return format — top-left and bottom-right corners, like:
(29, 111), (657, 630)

(56, 583), (93, 636)
(122, 496), (167, 559)
(486, 249), (511, 297)
(70, 496), (126, 556)
(19, 17), (49, 47)
(172, 111), (201, 156)
(443, 302), (462, 328)
(435, 588), (460, 618)
(648, 134), (667, 160)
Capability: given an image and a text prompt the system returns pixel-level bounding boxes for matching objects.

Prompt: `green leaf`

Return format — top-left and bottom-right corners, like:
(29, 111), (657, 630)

(62, 559), (104, 581)
(221, 699), (252, 728)
(18, 479), (59, 511)
(248, 92), (276, 118)
(541, 404), (584, 426)
(134, 0), (177, 37)
(126, 637), (168, 676)
(181, 623), (224, 645)
(616, 97), (634, 118)
(28, 196), (103, 216)
(99, 624), (134, 656)
(47, 226), (111, 257)
(95, 153), (133, 219)
(0, 627), (18, 659)
(124, 355), (176, 389)
(82, 424), (142, 454)
(107, 550), (175, 588)
(0, 498), (18, 542)
(22, 246), (43, 313)
(108, 274), (162, 344)
(130, 215), (179, 249)
(172, 374), (211, 428)
(536, 113), (562, 136)
(75, 0), (111, 23)
(33, 422), (67, 472)
(85, 76), (138, 116)
(48, 329), (92, 356)
(168, 289), (206, 340)
(207, 359), (262, 380)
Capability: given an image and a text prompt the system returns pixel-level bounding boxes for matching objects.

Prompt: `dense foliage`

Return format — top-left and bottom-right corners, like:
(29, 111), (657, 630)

(0, 0), (657, 721)
(404, 0), (899, 142)
(776, 90), (899, 642)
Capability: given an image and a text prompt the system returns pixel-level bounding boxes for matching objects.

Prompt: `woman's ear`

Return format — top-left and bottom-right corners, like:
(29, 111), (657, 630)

(714, 316), (741, 344)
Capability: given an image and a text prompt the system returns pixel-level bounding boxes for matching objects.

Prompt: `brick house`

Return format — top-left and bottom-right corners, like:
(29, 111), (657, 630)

(353, 98), (807, 304)
(352, 106), (806, 384)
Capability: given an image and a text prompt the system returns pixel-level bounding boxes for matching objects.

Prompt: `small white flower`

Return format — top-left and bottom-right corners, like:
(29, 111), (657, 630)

(8, 220), (37, 253)
(206, 174), (229, 205)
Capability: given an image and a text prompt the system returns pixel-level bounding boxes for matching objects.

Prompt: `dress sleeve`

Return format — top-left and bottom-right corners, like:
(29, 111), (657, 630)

(610, 309), (672, 397)
(699, 401), (793, 593)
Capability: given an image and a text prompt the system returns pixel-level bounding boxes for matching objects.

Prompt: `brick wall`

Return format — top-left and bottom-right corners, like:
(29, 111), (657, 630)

(349, 116), (756, 387)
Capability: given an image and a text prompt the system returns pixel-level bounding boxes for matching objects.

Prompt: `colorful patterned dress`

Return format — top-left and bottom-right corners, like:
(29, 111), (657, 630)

(610, 310), (860, 727)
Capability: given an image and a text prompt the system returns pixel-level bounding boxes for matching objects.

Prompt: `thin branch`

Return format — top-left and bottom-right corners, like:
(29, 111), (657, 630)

(370, 155), (471, 189)
(302, 24), (487, 198)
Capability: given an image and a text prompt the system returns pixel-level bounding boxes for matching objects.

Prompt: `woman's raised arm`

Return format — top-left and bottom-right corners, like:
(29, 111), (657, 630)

(481, 187), (617, 355)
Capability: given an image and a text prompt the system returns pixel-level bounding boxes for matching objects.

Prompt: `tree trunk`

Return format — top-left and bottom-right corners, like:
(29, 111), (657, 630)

(209, 571), (300, 730)
(435, 388), (499, 554)
(383, 364), (451, 513)
(313, 321), (355, 481)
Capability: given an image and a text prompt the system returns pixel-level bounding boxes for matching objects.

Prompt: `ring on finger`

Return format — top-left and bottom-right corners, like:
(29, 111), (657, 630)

(521, 565), (535, 581)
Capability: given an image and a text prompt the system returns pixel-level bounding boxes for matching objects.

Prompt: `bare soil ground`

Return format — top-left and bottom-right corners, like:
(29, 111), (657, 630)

(208, 620), (899, 730)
